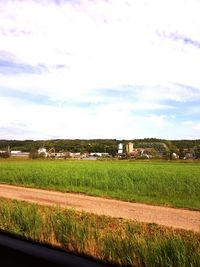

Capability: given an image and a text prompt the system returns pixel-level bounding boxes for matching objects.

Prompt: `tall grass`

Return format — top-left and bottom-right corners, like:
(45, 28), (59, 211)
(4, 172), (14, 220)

(0, 198), (200, 267)
(0, 159), (200, 209)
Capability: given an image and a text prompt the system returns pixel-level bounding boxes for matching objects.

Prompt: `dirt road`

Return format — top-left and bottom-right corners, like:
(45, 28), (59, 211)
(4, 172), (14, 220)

(0, 184), (200, 232)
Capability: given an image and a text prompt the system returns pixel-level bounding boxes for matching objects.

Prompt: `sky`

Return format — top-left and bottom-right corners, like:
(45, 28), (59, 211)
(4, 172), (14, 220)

(0, 0), (200, 140)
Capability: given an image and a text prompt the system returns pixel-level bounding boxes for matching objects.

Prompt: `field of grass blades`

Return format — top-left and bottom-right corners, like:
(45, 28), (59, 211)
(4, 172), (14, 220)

(0, 198), (200, 267)
(0, 159), (200, 209)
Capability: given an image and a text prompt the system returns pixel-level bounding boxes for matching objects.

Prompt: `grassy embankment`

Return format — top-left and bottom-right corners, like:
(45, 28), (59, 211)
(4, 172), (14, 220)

(0, 198), (200, 267)
(0, 159), (200, 210)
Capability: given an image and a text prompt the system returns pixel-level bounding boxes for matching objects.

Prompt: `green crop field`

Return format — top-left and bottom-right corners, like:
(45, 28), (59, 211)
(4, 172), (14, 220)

(0, 198), (200, 267)
(0, 159), (200, 210)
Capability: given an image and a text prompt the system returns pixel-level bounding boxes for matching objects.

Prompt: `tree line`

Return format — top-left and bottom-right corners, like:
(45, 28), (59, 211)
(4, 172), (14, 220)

(0, 138), (200, 159)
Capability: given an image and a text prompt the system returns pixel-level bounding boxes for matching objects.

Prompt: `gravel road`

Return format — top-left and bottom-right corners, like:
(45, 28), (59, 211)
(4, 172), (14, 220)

(0, 184), (199, 232)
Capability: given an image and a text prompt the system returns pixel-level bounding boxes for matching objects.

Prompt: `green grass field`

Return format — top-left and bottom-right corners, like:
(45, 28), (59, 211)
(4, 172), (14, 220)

(0, 198), (200, 267)
(0, 159), (200, 209)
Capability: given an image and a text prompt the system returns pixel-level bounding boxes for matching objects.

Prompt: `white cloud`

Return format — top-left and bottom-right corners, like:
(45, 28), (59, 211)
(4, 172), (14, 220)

(183, 121), (193, 125)
(0, 96), (177, 140)
(0, 0), (200, 139)
(193, 124), (200, 131)
(1, 0), (200, 86)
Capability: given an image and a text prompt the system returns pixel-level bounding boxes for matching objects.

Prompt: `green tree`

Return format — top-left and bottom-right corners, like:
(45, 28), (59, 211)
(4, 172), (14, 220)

(178, 148), (185, 159)
(29, 149), (39, 159)
(0, 152), (10, 158)
(194, 145), (200, 159)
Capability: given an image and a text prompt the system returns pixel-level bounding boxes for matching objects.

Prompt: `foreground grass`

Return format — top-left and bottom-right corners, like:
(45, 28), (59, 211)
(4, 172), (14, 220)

(0, 159), (200, 209)
(0, 198), (199, 267)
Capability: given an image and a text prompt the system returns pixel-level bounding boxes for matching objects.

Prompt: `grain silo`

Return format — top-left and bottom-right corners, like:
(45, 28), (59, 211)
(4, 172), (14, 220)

(126, 142), (134, 153)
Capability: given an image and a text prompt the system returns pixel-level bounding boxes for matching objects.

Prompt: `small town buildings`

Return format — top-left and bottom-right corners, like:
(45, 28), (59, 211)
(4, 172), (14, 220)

(55, 152), (66, 158)
(116, 142), (154, 159)
(10, 151), (30, 158)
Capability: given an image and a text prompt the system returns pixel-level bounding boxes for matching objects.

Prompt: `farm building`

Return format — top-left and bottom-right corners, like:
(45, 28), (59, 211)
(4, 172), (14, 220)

(10, 151), (30, 158)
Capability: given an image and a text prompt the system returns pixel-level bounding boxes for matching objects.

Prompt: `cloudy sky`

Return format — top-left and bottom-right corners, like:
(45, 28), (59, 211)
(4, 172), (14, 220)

(0, 0), (200, 140)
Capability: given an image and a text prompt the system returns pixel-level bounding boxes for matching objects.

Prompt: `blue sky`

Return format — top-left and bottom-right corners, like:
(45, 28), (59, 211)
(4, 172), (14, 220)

(0, 0), (200, 140)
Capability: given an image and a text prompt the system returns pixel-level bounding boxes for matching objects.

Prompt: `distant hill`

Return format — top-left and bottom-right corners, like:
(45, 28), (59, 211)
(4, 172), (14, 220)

(0, 138), (200, 156)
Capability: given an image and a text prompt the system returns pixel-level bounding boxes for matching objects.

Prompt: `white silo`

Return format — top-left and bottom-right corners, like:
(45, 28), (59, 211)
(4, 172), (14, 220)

(118, 143), (123, 154)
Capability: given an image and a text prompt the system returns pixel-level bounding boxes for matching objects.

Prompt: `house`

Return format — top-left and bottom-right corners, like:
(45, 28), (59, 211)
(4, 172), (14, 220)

(184, 153), (194, 160)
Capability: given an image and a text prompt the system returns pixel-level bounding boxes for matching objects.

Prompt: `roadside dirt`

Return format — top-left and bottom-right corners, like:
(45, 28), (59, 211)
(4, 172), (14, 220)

(0, 184), (199, 232)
